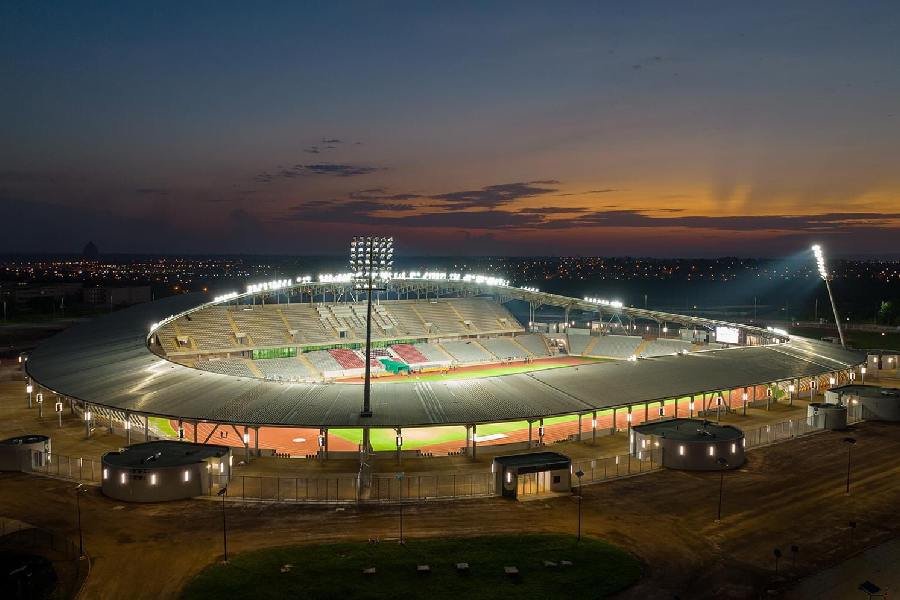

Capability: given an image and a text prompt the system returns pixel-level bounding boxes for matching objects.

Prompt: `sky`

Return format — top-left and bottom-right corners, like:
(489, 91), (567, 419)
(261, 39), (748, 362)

(1, 1), (899, 257)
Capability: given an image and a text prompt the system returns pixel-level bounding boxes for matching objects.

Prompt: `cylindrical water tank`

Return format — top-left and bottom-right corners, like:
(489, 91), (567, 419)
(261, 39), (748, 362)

(807, 402), (847, 430)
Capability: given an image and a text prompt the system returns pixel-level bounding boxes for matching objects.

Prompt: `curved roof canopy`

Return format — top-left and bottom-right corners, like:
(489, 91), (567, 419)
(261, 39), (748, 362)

(26, 289), (864, 428)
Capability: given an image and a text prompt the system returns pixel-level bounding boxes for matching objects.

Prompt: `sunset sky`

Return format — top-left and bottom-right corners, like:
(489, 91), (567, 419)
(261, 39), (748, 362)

(2, 2), (899, 256)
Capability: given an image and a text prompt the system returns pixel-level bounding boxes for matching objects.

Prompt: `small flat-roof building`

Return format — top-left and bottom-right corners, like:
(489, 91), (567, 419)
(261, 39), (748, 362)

(101, 441), (231, 502)
(0, 435), (51, 472)
(827, 384), (900, 421)
(866, 350), (899, 379)
(493, 452), (571, 499)
(631, 418), (745, 471)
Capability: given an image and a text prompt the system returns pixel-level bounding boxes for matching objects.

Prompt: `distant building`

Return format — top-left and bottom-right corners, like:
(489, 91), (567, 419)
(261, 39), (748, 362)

(82, 241), (100, 259)
(13, 283), (84, 305)
(83, 285), (152, 306)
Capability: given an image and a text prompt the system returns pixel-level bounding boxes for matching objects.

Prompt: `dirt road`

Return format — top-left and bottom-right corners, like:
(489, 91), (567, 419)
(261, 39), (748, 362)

(1, 421), (899, 599)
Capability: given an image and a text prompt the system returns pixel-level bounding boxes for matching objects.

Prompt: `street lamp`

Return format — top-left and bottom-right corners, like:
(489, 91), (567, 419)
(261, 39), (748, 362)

(843, 437), (856, 494)
(575, 469), (585, 541)
(75, 483), (86, 558)
(811, 245), (846, 348)
(396, 472), (405, 543)
(350, 236), (393, 421)
(26, 383), (33, 408)
(217, 486), (228, 562)
(715, 457), (729, 523)
(860, 366), (866, 384)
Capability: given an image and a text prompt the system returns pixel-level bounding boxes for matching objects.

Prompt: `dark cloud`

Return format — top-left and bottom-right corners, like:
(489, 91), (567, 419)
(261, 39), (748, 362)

(321, 138), (342, 144)
(519, 206), (588, 215)
(254, 163), (382, 182)
(431, 181), (558, 209)
(135, 188), (169, 196)
(556, 188), (620, 197)
(304, 146), (321, 154)
(561, 210), (900, 231)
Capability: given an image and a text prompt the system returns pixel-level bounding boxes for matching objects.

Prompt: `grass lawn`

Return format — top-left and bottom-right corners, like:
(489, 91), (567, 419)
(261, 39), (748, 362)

(180, 534), (641, 600)
(150, 416), (178, 437)
(381, 356), (612, 384)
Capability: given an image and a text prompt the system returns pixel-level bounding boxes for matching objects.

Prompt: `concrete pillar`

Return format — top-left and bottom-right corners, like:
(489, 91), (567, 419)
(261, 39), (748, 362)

(527, 420), (533, 447)
(465, 425), (472, 454)
(626, 406), (633, 432)
(144, 415), (149, 441)
(178, 419), (184, 440)
(244, 425), (250, 462)
(471, 424), (477, 460)
(126, 411), (132, 445)
(538, 418), (544, 446)
(254, 427), (260, 457)
(193, 421), (198, 443)
(689, 395), (695, 418)
(611, 407), (617, 434)
(577, 413), (582, 442)
(84, 403), (91, 439)
(396, 427), (402, 465)
(644, 402), (649, 423)
(591, 410), (597, 444)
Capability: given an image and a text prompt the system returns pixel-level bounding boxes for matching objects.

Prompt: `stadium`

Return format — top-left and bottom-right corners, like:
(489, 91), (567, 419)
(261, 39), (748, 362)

(24, 261), (865, 472)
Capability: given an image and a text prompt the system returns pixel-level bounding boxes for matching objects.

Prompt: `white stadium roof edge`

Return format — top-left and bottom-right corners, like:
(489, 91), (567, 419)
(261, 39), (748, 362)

(25, 280), (865, 429)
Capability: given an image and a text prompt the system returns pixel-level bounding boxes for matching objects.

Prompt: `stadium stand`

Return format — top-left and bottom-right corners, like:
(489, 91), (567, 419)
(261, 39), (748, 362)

(441, 340), (494, 363)
(641, 338), (695, 357)
(391, 343), (429, 365)
(253, 357), (317, 381)
(566, 332), (592, 356)
(304, 350), (343, 375)
(588, 335), (644, 358)
(514, 334), (551, 357)
(381, 302), (429, 336)
(196, 358), (255, 378)
(451, 297), (523, 334)
(279, 305), (336, 344)
(228, 306), (291, 347)
(328, 348), (366, 370)
(412, 343), (452, 364)
(478, 337), (531, 360)
(411, 301), (465, 335)
(176, 307), (237, 351)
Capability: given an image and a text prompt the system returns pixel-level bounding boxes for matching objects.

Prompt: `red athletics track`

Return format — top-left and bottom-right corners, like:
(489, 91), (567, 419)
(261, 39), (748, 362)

(171, 383), (775, 456)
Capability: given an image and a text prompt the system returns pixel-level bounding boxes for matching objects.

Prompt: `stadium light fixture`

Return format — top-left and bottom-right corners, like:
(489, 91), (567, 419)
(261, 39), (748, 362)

(811, 244), (846, 348)
(351, 236), (394, 420)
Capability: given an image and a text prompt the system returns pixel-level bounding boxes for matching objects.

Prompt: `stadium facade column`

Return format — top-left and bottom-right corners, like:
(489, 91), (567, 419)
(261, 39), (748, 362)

(254, 427), (260, 457)
(69, 398), (74, 416)
(395, 428), (402, 465)
(465, 425), (471, 453)
(125, 411), (131, 445)
(193, 421), (198, 443)
(527, 420), (533, 447)
(538, 419), (544, 446)
(626, 406), (632, 432)
(178, 419), (184, 440)
(243, 425), (250, 462)
(690, 395), (695, 418)
(610, 407), (617, 435)
(144, 415), (149, 442)
(591, 411), (597, 443)
(84, 402), (91, 439)
(644, 402), (649, 423)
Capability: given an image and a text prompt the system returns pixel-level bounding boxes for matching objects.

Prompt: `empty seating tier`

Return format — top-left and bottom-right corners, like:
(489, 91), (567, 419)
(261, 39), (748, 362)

(440, 340), (494, 363)
(514, 334), (551, 357)
(478, 337), (530, 360)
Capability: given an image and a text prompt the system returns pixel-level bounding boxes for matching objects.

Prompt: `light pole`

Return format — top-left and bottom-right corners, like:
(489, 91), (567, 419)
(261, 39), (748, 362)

(715, 457), (729, 523)
(812, 245), (845, 348)
(861, 366), (866, 385)
(75, 483), (86, 558)
(575, 469), (584, 541)
(843, 437), (856, 494)
(26, 383), (33, 408)
(396, 472), (404, 543)
(350, 236), (393, 423)
(217, 486), (228, 562)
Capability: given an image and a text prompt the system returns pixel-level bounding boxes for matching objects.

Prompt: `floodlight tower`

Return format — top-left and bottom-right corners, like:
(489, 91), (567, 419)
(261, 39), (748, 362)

(812, 244), (846, 348)
(350, 236), (394, 420)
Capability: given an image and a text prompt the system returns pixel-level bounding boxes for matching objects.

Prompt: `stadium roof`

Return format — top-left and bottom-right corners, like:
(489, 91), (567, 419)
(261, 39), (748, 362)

(632, 418), (743, 441)
(102, 440), (229, 468)
(26, 292), (865, 429)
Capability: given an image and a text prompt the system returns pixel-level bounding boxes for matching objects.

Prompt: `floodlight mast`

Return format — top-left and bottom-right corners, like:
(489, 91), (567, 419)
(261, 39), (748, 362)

(351, 236), (393, 420)
(812, 244), (845, 349)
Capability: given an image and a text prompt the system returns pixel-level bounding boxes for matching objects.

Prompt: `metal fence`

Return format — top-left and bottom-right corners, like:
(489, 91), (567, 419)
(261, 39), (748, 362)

(743, 404), (863, 450)
(31, 453), (103, 483)
(571, 448), (664, 486)
(208, 471), (496, 503)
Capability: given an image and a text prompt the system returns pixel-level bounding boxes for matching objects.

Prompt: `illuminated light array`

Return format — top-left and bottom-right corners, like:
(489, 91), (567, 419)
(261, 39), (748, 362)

(246, 279), (292, 294)
(520, 286), (539, 292)
(213, 291), (239, 303)
(811, 244), (829, 280)
(766, 326), (789, 337)
(295, 275), (312, 283)
(584, 297), (624, 309)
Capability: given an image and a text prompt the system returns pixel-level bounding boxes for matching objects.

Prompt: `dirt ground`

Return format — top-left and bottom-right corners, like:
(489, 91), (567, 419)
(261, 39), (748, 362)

(1, 420), (899, 599)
